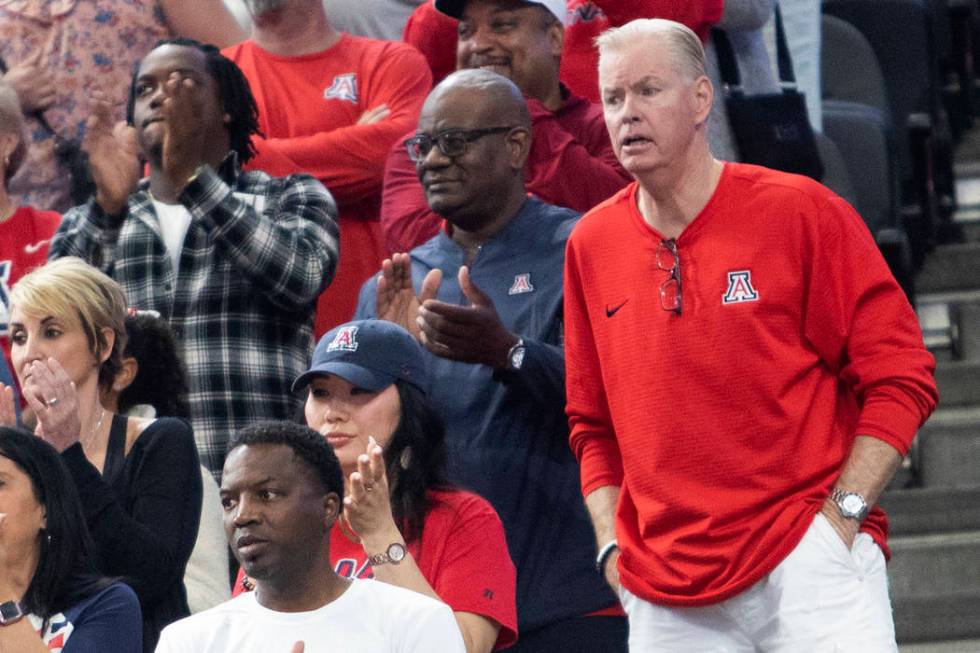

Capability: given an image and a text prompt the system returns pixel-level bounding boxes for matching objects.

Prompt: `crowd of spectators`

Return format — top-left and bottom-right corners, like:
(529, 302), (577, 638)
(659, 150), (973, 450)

(0, 1), (936, 652)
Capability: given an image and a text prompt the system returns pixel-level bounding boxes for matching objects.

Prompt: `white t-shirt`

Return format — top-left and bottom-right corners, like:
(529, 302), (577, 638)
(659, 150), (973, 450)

(155, 579), (466, 653)
(151, 199), (193, 276)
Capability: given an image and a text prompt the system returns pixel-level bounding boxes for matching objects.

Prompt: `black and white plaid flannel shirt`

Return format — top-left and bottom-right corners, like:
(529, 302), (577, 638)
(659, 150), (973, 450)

(50, 154), (340, 476)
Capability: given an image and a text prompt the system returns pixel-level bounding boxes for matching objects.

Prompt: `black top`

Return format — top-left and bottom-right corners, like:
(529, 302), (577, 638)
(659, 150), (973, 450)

(62, 415), (202, 653)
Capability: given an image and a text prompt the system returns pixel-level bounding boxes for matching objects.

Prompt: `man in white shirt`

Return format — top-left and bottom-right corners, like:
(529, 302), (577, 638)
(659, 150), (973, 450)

(156, 420), (466, 653)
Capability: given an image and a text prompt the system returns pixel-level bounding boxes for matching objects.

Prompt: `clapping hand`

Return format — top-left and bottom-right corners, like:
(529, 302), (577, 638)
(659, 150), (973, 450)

(375, 253), (441, 340)
(84, 91), (140, 216)
(417, 266), (518, 369)
(343, 437), (399, 547)
(0, 384), (15, 427)
(159, 71), (209, 191)
(20, 359), (81, 453)
(3, 50), (56, 113)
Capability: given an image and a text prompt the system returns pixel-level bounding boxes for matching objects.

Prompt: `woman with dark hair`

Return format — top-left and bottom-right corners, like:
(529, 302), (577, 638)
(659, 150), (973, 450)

(101, 311), (230, 615)
(235, 319), (517, 653)
(0, 426), (141, 651)
(0, 258), (202, 652)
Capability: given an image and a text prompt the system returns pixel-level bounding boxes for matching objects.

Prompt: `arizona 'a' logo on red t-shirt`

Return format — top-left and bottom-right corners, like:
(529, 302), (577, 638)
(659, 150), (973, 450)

(324, 73), (359, 103)
(722, 270), (759, 304)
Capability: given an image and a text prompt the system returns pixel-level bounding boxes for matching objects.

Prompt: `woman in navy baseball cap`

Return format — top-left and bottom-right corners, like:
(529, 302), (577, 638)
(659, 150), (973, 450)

(237, 319), (518, 653)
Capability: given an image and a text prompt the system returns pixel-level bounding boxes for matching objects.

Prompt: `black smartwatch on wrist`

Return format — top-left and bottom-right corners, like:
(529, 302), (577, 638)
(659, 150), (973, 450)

(0, 600), (26, 626)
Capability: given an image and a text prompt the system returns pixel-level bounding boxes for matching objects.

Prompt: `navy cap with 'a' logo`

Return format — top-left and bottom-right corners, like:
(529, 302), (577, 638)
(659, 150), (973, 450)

(292, 319), (428, 394)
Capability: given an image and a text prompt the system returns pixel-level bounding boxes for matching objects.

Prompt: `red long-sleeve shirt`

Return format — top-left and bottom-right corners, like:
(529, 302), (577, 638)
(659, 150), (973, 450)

(380, 90), (628, 254)
(224, 36), (432, 333)
(564, 163), (938, 607)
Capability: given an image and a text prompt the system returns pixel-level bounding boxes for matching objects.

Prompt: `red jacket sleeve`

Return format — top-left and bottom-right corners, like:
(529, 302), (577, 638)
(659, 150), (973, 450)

(525, 96), (629, 212)
(802, 196), (938, 455)
(251, 44), (433, 206)
(403, 3), (459, 87)
(380, 135), (444, 254)
(564, 232), (625, 495)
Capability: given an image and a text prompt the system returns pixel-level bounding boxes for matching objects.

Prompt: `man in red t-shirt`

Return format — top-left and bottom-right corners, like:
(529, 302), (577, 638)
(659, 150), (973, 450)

(0, 80), (62, 398)
(224, 0), (432, 335)
(564, 19), (938, 650)
(384, 0), (631, 254)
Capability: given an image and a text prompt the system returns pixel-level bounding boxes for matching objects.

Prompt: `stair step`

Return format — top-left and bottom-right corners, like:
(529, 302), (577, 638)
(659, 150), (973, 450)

(916, 243), (980, 293)
(917, 407), (980, 487)
(880, 487), (980, 535)
(935, 360), (980, 407)
(893, 590), (980, 643)
(900, 640), (980, 652)
(889, 531), (980, 598)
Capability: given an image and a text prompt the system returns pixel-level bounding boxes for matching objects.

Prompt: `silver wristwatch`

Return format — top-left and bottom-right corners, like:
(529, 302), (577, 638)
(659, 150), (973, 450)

(506, 338), (526, 371)
(368, 542), (407, 567)
(831, 488), (869, 521)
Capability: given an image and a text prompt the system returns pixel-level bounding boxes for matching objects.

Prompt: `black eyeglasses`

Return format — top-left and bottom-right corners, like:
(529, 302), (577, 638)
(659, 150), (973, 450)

(404, 126), (517, 162)
(657, 239), (682, 315)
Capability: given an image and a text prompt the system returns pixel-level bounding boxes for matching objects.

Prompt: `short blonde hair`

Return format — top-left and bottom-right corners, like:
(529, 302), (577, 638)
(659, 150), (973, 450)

(10, 258), (129, 390)
(0, 80), (27, 182)
(596, 18), (707, 81)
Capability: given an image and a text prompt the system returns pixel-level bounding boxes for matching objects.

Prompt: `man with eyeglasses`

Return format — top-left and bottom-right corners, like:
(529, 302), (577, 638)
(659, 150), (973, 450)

(379, 0), (631, 255)
(223, 0), (432, 335)
(563, 20), (938, 651)
(355, 69), (628, 652)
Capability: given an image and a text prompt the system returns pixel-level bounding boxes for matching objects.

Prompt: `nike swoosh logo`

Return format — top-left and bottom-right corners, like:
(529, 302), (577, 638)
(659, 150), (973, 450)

(605, 299), (629, 317)
(23, 239), (50, 255)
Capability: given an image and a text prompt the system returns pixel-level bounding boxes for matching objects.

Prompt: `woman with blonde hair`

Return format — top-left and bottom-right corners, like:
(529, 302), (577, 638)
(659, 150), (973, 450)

(0, 257), (202, 653)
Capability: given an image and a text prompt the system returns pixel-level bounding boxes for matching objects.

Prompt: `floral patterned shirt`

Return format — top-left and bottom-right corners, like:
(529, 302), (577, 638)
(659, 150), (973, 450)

(0, 0), (170, 211)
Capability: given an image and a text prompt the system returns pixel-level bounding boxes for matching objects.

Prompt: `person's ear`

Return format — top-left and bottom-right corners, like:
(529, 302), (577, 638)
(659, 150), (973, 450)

(322, 492), (341, 530)
(112, 357), (139, 393)
(691, 75), (713, 127)
(507, 127), (531, 170)
(97, 327), (116, 366)
(0, 133), (16, 168)
(547, 20), (564, 58)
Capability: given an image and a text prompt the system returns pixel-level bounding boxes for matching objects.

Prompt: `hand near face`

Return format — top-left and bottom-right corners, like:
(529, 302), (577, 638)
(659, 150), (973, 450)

(343, 437), (400, 547)
(375, 253), (441, 340)
(21, 358), (82, 453)
(160, 72), (209, 189)
(0, 384), (16, 427)
(84, 92), (140, 216)
(3, 50), (56, 113)
(417, 266), (518, 368)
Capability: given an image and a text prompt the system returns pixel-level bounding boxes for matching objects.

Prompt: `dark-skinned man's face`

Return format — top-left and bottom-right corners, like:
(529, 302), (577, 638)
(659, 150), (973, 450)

(131, 45), (226, 163)
(412, 86), (526, 232)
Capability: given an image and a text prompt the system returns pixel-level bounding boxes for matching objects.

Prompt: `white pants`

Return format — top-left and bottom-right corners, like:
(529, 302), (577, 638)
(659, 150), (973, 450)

(619, 514), (898, 652)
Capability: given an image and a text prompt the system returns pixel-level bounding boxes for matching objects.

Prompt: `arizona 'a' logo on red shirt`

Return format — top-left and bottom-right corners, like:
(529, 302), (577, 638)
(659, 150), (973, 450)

(324, 73), (359, 103)
(722, 270), (759, 304)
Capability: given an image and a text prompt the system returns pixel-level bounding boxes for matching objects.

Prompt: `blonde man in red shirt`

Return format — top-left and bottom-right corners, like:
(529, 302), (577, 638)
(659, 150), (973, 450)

(564, 18), (938, 651)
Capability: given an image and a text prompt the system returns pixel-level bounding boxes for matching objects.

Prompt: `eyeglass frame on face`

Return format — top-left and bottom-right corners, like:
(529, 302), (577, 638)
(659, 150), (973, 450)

(657, 238), (682, 315)
(404, 126), (518, 163)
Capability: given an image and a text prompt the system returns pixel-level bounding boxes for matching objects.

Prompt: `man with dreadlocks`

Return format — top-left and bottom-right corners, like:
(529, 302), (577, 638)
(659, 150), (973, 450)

(50, 40), (340, 478)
